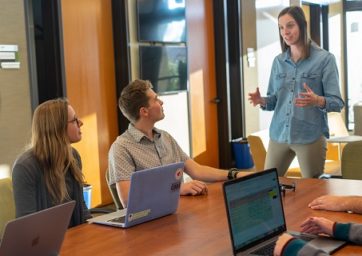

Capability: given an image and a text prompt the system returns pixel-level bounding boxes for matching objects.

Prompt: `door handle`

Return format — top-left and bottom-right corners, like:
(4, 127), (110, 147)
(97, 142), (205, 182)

(211, 97), (221, 104)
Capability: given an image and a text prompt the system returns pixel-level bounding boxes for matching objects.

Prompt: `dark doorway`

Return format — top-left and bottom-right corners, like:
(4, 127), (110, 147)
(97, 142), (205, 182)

(25, 0), (65, 110)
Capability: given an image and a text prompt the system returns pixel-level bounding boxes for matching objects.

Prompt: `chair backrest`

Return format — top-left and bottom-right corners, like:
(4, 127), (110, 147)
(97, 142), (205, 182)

(248, 133), (302, 177)
(341, 141), (362, 180)
(353, 102), (362, 135)
(105, 169), (123, 210)
(0, 178), (15, 238)
(247, 135), (266, 171)
(328, 112), (349, 137)
(327, 112), (349, 161)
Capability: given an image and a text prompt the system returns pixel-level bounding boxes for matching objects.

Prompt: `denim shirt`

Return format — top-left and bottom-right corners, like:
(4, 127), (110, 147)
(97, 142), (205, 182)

(263, 43), (344, 144)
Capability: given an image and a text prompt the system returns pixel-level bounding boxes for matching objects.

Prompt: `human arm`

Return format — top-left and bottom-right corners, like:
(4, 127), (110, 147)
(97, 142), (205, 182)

(184, 159), (252, 183)
(115, 173), (209, 205)
(108, 138), (139, 208)
(319, 54), (344, 112)
(274, 233), (328, 256)
(248, 87), (266, 107)
(275, 217), (362, 256)
(302, 217), (362, 245)
(12, 160), (39, 217)
(300, 217), (334, 236)
(274, 217), (334, 256)
(295, 83), (326, 108)
(72, 148), (91, 219)
(116, 180), (131, 208)
(297, 52), (343, 112)
(180, 160), (252, 196)
(308, 195), (362, 214)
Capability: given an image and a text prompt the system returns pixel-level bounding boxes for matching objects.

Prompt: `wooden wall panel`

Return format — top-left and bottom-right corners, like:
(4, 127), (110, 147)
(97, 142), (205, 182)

(187, 0), (219, 167)
(61, 0), (118, 206)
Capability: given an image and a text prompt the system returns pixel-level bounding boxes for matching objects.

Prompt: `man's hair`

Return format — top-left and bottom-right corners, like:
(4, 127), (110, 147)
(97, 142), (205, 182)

(278, 6), (310, 59)
(31, 98), (84, 203)
(118, 79), (153, 123)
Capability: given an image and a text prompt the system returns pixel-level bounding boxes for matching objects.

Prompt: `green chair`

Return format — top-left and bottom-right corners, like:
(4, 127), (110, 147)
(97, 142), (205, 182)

(0, 178), (15, 238)
(341, 141), (362, 180)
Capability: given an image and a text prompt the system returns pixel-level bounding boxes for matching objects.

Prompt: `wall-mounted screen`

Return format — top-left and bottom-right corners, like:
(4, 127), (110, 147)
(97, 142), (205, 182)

(137, 0), (187, 43)
(139, 45), (187, 94)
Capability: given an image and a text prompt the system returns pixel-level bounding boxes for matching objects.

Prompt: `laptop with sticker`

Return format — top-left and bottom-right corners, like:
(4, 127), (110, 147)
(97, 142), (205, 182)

(87, 162), (184, 228)
(223, 168), (346, 256)
(0, 201), (75, 256)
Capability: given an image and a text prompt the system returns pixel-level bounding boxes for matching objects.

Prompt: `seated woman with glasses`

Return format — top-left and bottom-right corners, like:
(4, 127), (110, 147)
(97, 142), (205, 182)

(12, 98), (91, 227)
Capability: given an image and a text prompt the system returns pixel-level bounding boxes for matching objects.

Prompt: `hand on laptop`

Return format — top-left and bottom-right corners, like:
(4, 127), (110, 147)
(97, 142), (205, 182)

(300, 217), (334, 236)
(180, 180), (208, 196)
(274, 217), (336, 256)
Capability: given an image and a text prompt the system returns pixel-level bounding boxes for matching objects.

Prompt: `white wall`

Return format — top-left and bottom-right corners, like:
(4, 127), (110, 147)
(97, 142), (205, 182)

(157, 92), (190, 155)
(0, 0), (32, 176)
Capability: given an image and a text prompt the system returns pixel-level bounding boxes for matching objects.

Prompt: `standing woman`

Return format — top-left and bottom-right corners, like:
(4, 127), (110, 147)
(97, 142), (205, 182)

(12, 98), (91, 227)
(248, 6), (344, 178)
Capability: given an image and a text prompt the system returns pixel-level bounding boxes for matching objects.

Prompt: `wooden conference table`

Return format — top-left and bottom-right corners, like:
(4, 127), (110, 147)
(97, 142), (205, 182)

(61, 177), (362, 255)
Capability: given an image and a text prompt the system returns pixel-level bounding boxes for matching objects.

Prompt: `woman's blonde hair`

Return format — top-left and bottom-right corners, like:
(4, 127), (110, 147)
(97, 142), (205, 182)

(31, 98), (84, 203)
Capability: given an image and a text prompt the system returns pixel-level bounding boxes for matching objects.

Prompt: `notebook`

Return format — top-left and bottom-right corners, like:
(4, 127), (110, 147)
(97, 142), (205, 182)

(87, 162), (184, 228)
(223, 168), (346, 256)
(0, 200), (75, 256)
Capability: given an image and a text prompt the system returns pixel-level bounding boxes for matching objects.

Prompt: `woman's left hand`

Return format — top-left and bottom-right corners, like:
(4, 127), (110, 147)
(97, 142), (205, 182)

(295, 83), (325, 108)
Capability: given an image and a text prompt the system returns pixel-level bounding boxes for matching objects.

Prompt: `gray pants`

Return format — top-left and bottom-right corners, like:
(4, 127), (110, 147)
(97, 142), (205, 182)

(265, 136), (327, 178)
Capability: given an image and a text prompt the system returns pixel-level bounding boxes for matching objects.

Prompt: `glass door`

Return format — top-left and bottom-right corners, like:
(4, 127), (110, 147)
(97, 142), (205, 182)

(345, 10), (362, 129)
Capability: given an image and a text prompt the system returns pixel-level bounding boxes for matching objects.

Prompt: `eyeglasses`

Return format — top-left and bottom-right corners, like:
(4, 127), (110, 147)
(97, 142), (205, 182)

(68, 116), (81, 126)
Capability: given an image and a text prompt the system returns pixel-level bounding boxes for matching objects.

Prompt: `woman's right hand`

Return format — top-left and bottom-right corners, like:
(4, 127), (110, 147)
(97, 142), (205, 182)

(248, 87), (265, 107)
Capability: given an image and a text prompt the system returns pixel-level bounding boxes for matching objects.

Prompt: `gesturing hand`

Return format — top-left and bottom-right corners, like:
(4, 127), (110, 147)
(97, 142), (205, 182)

(248, 87), (265, 107)
(294, 83), (325, 108)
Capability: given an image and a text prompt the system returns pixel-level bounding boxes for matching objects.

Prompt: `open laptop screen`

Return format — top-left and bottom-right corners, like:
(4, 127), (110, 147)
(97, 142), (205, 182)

(223, 169), (286, 252)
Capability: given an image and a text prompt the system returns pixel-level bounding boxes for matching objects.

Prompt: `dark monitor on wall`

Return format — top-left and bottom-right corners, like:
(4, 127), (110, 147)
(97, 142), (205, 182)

(137, 0), (187, 43)
(139, 45), (188, 94)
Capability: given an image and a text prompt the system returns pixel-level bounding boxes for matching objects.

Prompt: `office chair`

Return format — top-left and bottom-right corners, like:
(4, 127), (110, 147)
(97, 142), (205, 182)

(0, 178), (15, 238)
(247, 135), (266, 172)
(327, 112), (349, 162)
(105, 168), (123, 210)
(341, 141), (362, 180)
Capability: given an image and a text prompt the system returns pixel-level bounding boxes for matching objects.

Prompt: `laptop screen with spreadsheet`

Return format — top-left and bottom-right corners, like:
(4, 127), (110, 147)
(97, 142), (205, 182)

(223, 168), (286, 253)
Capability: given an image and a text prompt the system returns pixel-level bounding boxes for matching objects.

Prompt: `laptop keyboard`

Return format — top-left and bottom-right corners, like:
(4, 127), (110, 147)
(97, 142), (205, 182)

(108, 216), (125, 223)
(251, 241), (276, 256)
(294, 233), (314, 241)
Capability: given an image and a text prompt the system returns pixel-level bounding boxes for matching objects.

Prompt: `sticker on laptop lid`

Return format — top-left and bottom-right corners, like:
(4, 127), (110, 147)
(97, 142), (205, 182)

(171, 181), (181, 192)
(128, 209), (151, 222)
(175, 168), (183, 180)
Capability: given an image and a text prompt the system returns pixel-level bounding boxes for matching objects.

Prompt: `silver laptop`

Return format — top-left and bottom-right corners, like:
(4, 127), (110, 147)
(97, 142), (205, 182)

(223, 168), (346, 256)
(0, 200), (75, 256)
(87, 162), (184, 228)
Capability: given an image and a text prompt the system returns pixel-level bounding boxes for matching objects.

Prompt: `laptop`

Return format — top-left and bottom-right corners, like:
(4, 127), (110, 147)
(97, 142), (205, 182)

(0, 200), (75, 256)
(87, 162), (184, 228)
(223, 168), (346, 256)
